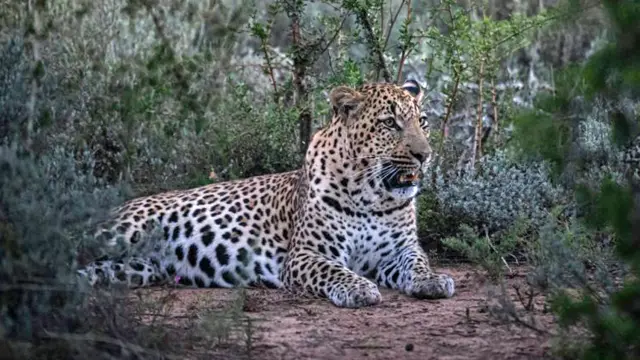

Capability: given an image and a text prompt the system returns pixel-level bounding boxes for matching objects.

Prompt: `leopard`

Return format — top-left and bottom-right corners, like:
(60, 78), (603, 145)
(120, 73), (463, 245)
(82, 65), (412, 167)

(77, 79), (456, 308)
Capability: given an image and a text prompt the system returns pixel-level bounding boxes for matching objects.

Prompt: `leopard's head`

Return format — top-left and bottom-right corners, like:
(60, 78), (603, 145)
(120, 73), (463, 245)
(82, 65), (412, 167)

(328, 80), (431, 201)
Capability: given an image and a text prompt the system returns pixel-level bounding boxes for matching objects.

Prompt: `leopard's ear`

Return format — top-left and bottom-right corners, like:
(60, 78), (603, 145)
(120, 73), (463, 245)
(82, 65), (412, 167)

(329, 86), (366, 125)
(401, 79), (424, 104)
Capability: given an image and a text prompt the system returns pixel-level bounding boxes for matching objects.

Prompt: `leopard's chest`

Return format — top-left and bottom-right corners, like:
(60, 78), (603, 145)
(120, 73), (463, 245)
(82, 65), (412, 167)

(345, 216), (414, 276)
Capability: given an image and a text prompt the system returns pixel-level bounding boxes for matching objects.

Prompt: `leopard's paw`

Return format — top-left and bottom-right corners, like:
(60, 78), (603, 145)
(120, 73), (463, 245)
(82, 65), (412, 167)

(409, 273), (455, 299)
(329, 280), (382, 308)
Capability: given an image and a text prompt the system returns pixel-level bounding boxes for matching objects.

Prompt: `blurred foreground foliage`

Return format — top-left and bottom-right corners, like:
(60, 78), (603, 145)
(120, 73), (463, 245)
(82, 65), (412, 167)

(0, 0), (637, 358)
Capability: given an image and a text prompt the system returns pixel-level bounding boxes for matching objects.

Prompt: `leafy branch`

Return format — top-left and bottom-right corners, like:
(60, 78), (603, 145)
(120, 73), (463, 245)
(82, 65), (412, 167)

(346, 0), (393, 82)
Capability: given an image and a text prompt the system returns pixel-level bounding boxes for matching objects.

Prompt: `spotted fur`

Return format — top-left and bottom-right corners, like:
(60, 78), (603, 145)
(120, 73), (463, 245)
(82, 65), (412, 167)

(78, 80), (455, 308)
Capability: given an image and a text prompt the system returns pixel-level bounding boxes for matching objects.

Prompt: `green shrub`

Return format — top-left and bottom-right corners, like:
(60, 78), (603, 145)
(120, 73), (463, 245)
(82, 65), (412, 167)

(508, 0), (640, 357)
(442, 220), (529, 281)
(0, 142), (126, 357)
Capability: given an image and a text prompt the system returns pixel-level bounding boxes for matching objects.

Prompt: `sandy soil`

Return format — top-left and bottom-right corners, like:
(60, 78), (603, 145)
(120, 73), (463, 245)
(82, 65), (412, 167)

(133, 265), (556, 360)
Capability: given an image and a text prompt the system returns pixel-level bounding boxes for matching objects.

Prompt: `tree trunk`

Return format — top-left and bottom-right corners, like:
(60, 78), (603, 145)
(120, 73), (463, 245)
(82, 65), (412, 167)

(287, 1), (312, 156)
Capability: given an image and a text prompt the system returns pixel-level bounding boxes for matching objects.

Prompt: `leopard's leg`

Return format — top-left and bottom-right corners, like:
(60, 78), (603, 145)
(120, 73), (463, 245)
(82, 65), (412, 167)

(282, 249), (381, 308)
(375, 242), (455, 299)
(77, 218), (173, 288)
(77, 256), (169, 288)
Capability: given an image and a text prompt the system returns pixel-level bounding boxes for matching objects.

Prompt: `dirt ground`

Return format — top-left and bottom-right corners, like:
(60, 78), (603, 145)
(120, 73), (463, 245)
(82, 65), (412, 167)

(134, 265), (557, 360)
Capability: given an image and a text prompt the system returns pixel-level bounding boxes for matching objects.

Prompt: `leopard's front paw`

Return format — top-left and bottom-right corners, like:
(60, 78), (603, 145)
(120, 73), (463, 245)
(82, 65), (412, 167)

(329, 280), (382, 308)
(409, 273), (455, 299)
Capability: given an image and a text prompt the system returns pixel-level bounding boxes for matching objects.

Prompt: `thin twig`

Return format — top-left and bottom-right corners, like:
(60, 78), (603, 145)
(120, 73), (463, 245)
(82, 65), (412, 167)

(257, 18), (279, 103)
(513, 284), (538, 311)
(495, 284), (551, 336)
(382, 0), (407, 53)
(380, 0), (384, 41)
(441, 68), (461, 144)
(492, 2), (600, 50)
(505, 309), (550, 335)
(431, 65), (462, 185)
(471, 58), (485, 170)
(490, 78), (499, 137)
(316, 13), (350, 55)
(485, 228), (512, 274)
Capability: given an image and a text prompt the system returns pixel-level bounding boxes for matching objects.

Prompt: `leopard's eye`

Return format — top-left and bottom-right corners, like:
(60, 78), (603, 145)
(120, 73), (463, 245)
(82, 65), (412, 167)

(380, 117), (398, 129)
(419, 114), (429, 129)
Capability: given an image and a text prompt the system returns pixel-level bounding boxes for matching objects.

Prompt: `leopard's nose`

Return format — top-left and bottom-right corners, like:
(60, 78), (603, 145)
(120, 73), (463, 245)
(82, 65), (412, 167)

(410, 150), (430, 164)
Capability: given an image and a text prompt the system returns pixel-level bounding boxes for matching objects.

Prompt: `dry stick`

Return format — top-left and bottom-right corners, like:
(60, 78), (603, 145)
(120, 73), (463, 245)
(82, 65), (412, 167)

(490, 77), (499, 136)
(484, 229), (512, 275)
(526, 288), (537, 311)
(495, 286), (551, 336)
(502, 304), (550, 335)
(470, 58), (485, 170)
(395, 0), (413, 84)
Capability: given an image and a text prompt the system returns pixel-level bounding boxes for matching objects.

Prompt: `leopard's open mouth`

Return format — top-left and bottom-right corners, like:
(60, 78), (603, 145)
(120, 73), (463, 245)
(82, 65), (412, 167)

(382, 168), (423, 190)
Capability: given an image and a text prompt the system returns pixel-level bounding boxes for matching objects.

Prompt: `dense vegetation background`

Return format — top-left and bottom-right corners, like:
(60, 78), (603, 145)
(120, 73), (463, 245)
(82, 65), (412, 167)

(0, 0), (638, 359)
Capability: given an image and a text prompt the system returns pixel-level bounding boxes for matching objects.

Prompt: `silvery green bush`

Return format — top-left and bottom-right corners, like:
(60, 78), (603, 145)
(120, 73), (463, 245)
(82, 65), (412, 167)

(0, 36), (30, 141)
(567, 96), (638, 191)
(435, 90), (638, 234)
(433, 149), (566, 231)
